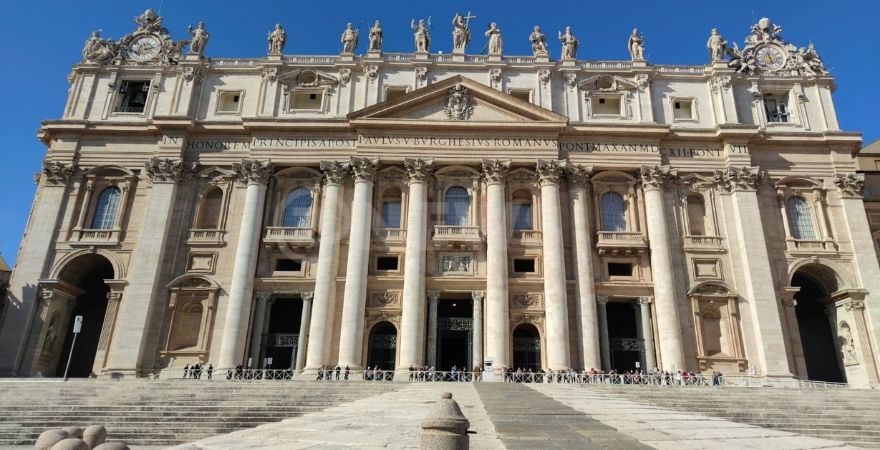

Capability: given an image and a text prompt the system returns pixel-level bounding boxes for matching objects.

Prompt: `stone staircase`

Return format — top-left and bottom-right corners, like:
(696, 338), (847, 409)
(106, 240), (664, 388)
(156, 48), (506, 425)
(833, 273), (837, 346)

(589, 384), (880, 448)
(0, 379), (398, 447)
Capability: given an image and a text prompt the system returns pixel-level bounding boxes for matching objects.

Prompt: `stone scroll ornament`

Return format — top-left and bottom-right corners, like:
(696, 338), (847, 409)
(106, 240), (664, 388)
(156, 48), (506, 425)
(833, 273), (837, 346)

(481, 159), (510, 184)
(403, 158), (434, 184)
(639, 165), (678, 190)
(444, 83), (475, 120)
(712, 166), (763, 192)
(536, 160), (566, 185)
(233, 159), (273, 185)
(722, 17), (826, 76)
(144, 158), (197, 184)
(319, 160), (350, 186)
(41, 161), (77, 186)
(833, 173), (865, 198)
(350, 157), (379, 183)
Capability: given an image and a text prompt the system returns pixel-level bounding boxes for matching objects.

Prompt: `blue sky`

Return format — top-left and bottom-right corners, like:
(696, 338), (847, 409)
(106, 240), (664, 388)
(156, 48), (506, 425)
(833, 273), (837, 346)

(0, 0), (877, 265)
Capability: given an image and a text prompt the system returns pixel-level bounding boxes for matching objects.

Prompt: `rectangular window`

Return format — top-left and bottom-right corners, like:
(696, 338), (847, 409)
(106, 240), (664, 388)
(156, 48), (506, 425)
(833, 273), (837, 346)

(216, 91), (243, 114)
(513, 258), (536, 273)
(275, 259), (303, 272)
(763, 93), (790, 123)
(593, 96), (621, 115)
(115, 80), (150, 113)
(508, 89), (532, 102)
(382, 201), (402, 228)
(376, 256), (399, 271)
(608, 262), (633, 277)
(672, 98), (694, 120)
(385, 86), (408, 103)
(291, 90), (324, 110)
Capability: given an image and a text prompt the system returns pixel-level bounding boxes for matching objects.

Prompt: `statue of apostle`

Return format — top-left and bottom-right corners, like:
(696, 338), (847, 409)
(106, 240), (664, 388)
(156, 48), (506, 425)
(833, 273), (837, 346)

(268, 24), (287, 54)
(411, 18), (431, 52)
(368, 20), (383, 52)
(452, 13), (471, 53)
(529, 26), (548, 56)
(187, 22), (209, 56)
(706, 28), (727, 62)
(485, 22), (503, 55)
(628, 28), (645, 61)
(558, 26), (578, 60)
(340, 22), (359, 54)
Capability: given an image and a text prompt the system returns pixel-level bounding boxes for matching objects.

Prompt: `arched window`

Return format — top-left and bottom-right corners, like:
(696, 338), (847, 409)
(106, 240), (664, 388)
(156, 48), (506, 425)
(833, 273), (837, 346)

(600, 192), (626, 232)
(197, 187), (223, 229)
(511, 190), (533, 230)
(283, 188), (312, 228)
(787, 196), (816, 240)
(91, 186), (121, 230)
(381, 188), (402, 228)
(445, 186), (470, 226)
(686, 195), (707, 236)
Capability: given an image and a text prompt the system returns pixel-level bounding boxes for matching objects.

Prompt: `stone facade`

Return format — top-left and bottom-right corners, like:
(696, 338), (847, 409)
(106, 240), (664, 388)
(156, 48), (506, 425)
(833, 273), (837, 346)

(1, 11), (878, 386)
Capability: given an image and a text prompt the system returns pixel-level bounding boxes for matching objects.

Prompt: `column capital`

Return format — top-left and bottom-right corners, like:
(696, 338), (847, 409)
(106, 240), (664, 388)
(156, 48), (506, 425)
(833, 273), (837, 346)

(481, 159), (510, 185)
(638, 296), (654, 306)
(320, 160), (350, 186)
(565, 164), (594, 186)
(713, 166), (764, 192)
(106, 291), (123, 303)
(471, 290), (485, 302)
(255, 291), (272, 302)
(144, 158), (197, 185)
(404, 158), (434, 184)
(639, 165), (677, 191)
(427, 290), (441, 301)
(233, 159), (273, 186)
(833, 172), (865, 199)
(536, 159), (566, 186)
(41, 160), (78, 186)
(596, 295), (610, 305)
(299, 290), (314, 302)
(350, 157), (379, 183)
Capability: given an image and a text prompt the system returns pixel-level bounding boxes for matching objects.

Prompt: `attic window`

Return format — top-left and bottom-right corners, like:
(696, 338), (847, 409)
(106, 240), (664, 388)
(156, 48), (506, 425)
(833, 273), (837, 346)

(592, 96), (621, 115)
(291, 90), (324, 111)
(672, 98), (694, 120)
(216, 91), (243, 114)
(508, 89), (532, 103)
(385, 86), (408, 103)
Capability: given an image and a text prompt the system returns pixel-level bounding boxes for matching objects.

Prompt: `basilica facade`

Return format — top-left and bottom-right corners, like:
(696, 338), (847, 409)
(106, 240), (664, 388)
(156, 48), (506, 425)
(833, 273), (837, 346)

(1, 10), (878, 386)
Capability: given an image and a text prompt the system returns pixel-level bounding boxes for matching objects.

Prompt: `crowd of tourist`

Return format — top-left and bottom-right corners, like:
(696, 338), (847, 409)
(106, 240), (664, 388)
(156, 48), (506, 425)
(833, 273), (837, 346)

(181, 363), (213, 379)
(501, 367), (725, 386)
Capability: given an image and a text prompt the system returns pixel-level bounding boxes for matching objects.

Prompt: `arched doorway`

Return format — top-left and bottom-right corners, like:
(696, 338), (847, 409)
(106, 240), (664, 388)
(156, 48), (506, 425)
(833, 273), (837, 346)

(53, 254), (114, 378)
(264, 299), (303, 369)
(366, 322), (397, 370)
(792, 267), (844, 382)
(512, 324), (541, 372)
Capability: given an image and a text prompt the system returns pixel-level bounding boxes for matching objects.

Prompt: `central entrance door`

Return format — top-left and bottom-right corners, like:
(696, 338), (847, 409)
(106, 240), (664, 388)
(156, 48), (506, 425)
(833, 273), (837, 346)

(264, 299), (302, 369)
(437, 298), (472, 371)
(607, 301), (645, 372)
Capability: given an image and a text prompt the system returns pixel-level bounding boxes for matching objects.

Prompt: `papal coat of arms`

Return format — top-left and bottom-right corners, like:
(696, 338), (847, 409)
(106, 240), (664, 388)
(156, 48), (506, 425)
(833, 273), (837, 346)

(444, 83), (475, 120)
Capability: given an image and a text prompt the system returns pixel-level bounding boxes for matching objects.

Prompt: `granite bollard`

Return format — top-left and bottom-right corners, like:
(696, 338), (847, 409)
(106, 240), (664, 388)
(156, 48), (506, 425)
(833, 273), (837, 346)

(420, 392), (470, 450)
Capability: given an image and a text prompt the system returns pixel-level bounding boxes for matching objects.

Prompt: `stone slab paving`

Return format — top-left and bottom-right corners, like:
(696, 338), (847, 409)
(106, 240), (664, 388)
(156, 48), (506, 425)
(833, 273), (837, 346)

(170, 383), (503, 449)
(530, 384), (863, 450)
(475, 382), (652, 450)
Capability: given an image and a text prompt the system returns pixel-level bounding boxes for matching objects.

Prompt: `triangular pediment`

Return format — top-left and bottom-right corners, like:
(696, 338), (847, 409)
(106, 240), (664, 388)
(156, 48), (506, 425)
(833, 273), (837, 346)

(349, 76), (567, 127)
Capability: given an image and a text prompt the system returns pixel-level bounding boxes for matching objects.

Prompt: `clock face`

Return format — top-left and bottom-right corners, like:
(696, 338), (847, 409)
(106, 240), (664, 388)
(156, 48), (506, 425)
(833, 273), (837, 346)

(128, 36), (161, 61)
(755, 45), (786, 71)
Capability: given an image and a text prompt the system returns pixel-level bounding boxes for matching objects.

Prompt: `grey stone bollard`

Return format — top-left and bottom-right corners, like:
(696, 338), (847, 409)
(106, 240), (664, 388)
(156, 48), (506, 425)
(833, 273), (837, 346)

(49, 438), (89, 450)
(83, 425), (107, 448)
(34, 429), (68, 450)
(420, 392), (470, 450)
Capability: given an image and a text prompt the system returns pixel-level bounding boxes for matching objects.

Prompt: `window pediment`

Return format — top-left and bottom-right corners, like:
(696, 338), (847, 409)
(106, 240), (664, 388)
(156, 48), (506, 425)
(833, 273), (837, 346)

(577, 74), (638, 93)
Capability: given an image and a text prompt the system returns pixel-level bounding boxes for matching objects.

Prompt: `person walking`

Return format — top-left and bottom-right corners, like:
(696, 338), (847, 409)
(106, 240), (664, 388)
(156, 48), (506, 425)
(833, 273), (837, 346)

(344, 365), (350, 381)
(183, 363), (190, 378)
(335, 365), (341, 381)
(207, 364), (214, 380)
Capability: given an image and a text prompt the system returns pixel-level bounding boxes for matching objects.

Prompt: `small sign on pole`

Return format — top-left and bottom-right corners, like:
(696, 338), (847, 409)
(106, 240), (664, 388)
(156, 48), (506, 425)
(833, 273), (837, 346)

(63, 316), (84, 381)
(635, 361), (641, 369)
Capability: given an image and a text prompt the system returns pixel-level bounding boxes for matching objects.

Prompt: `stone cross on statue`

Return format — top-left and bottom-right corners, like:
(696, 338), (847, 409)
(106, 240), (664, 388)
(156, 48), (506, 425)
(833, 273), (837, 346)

(462, 11), (477, 27)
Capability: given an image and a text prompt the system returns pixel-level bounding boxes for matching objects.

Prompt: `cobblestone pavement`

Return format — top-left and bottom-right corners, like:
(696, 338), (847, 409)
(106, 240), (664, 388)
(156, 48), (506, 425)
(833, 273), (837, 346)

(531, 384), (862, 450)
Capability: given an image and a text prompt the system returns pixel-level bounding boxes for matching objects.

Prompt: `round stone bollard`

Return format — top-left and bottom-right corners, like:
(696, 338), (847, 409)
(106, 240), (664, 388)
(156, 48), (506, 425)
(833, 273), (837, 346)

(82, 425), (107, 449)
(34, 429), (68, 450)
(420, 392), (470, 450)
(49, 438), (89, 450)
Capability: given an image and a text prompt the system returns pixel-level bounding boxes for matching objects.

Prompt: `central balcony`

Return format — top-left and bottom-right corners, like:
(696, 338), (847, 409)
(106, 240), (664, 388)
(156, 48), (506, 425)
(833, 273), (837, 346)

(70, 228), (120, 247)
(595, 231), (648, 256)
(374, 227), (407, 243)
(786, 239), (837, 254)
(683, 235), (725, 252)
(432, 225), (483, 250)
(187, 229), (226, 246)
(263, 226), (317, 250)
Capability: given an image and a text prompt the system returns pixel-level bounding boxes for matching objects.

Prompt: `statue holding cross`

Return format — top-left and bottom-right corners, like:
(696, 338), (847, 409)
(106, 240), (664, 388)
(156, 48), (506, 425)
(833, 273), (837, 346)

(452, 12), (476, 54)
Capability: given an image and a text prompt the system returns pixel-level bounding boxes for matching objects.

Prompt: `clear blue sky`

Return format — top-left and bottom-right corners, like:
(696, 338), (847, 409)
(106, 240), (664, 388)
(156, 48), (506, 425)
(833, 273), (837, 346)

(1, 0), (877, 265)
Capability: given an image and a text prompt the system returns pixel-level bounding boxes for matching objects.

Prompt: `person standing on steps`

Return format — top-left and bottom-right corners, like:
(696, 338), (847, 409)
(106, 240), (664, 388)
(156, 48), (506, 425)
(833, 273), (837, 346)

(335, 365), (341, 381)
(183, 363), (189, 378)
(206, 364), (213, 380)
(344, 365), (350, 381)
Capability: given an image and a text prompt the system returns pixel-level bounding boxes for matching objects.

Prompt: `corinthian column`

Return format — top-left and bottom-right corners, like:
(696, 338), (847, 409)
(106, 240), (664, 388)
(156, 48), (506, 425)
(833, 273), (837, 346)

(338, 158), (379, 369)
(472, 290), (485, 369)
(716, 166), (791, 377)
(638, 296), (657, 370)
(566, 165), (601, 370)
(217, 159), (272, 369)
(106, 158), (197, 375)
(0, 161), (76, 376)
(536, 160), (571, 369)
(398, 159), (433, 369)
(304, 161), (349, 370)
(247, 292), (271, 367)
(639, 165), (685, 371)
(482, 159), (510, 371)
(296, 291), (313, 371)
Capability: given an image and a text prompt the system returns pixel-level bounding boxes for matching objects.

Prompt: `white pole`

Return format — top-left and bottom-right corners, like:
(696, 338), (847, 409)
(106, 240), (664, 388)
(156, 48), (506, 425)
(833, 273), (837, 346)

(62, 333), (78, 382)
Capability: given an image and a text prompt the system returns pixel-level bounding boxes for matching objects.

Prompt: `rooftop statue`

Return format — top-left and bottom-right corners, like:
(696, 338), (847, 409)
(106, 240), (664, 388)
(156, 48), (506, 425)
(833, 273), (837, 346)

(529, 26), (548, 56)
(628, 28), (645, 61)
(268, 24), (287, 54)
(340, 22), (359, 54)
(485, 22), (503, 55)
(558, 26), (578, 60)
(412, 18), (431, 53)
(368, 20), (383, 52)
(706, 28), (727, 62)
(81, 30), (118, 65)
(452, 12), (475, 54)
(134, 9), (164, 33)
(187, 22), (209, 56)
